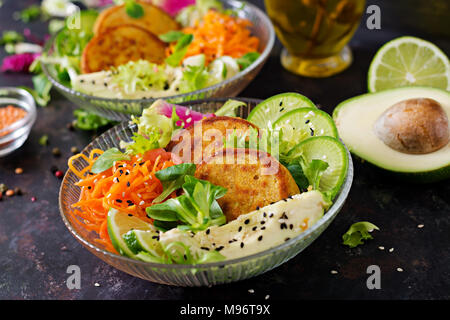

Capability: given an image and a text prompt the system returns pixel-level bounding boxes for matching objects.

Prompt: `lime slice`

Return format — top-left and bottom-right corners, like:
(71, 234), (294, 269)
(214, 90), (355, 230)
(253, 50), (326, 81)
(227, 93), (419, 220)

(289, 136), (348, 199)
(247, 93), (316, 129)
(183, 54), (206, 68)
(273, 107), (338, 149)
(123, 229), (163, 256)
(107, 208), (155, 257)
(368, 36), (450, 92)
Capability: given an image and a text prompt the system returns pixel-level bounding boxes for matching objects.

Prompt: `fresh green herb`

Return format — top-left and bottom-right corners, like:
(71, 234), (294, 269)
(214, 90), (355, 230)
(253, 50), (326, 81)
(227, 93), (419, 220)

(90, 148), (130, 174)
(19, 73), (52, 107)
(342, 222), (380, 248)
(236, 52), (260, 70)
(122, 132), (160, 156)
(125, 0), (144, 19)
(165, 33), (193, 67)
(300, 158), (329, 190)
(15, 5), (41, 23)
(0, 30), (24, 45)
(38, 134), (49, 146)
(147, 176), (227, 232)
(73, 109), (113, 130)
(215, 99), (246, 117)
(153, 163), (197, 204)
(159, 31), (185, 43)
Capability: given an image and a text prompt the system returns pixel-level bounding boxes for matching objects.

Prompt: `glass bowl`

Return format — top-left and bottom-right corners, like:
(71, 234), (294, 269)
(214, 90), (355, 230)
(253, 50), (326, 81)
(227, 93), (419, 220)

(0, 87), (37, 157)
(42, 0), (275, 122)
(59, 98), (354, 286)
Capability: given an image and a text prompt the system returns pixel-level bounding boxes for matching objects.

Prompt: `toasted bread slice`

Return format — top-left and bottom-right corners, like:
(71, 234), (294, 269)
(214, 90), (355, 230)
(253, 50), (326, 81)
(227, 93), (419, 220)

(93, 1), (179, 36)
(167, 116), (260, 164)
(81, 24), (166, 73)
(195, 148), (300, 221)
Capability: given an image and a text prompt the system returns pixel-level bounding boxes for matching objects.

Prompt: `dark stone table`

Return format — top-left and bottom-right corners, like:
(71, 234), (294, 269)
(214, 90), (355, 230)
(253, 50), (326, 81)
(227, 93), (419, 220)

(0, 0), (449, 300)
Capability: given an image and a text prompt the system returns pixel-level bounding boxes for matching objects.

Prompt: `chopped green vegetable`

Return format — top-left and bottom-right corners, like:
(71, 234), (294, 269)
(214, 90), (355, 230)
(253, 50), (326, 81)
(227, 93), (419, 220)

(214, 99), (246, 117)
(125, 0), (144, 19)
(15, 5), (41, 23)
(73, 109), (113, 130)
(236, 52), (260, 70)
(147, 176), (227, 232)
(342, 222), (380, 248)
(180, 65), (209, 92)
(0, 30), (24, 46)
(38, 134), (49, 146)
(152, 163), (197, 204)
(122, 132), (160, 156)
(300, 158), (329, 191)
(90, 148), (130, 174)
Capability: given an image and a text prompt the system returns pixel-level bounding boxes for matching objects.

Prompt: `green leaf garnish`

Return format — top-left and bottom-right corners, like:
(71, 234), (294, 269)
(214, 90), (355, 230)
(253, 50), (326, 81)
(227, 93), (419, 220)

(236, 52), (260, 70)
(90, 148), (130, 174)
(16, 5), (41, 23)
(159, 31), (185, 43)
(0, 30), (24, 45)
(73, 109), (113, 130)
(165, 33), (193, 67)
(38, 134), (49, 146)
(125, 0), (144, 19)
(342, 222), (380, 248)
(214, 99), (246, 117)
(300, 158), (329, 190)
(152, 163), (197, 203)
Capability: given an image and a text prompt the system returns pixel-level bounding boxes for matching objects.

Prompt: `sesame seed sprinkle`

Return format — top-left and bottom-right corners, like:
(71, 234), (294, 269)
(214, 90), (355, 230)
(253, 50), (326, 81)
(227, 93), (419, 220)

(139, 201), (145, 206)
(417, 224), (424, 228)
(397, 268), (403, 272)
(389, 248), (394, 252)
(331, 270), (338, 274)
(248, 289), (254, 293)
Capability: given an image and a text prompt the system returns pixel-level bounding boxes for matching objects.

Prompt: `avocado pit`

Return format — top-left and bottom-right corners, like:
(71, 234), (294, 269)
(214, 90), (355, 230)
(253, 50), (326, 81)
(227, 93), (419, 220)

(373, 98), (449, 154)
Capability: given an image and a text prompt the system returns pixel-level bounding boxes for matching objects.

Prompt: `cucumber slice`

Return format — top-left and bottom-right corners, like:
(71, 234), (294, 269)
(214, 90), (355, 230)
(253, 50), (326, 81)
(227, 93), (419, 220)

(247, 92), (316, 129)
(274, 107), (338, 153)
(289, 136), (348, 199)
(107, 208), (155, 258)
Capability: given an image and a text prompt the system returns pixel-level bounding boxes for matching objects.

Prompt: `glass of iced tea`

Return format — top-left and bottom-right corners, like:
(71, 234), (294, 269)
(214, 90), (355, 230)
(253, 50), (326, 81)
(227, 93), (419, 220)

(264, 0), (366, 77)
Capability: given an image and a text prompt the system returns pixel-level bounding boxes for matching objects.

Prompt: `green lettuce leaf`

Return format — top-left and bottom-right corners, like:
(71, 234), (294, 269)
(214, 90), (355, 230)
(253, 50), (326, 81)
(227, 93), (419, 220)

(342, 222), (380, 248)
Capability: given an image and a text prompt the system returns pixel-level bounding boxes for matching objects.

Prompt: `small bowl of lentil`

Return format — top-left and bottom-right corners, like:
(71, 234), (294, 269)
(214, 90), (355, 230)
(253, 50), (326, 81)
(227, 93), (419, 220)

(0, 87), (36, 157)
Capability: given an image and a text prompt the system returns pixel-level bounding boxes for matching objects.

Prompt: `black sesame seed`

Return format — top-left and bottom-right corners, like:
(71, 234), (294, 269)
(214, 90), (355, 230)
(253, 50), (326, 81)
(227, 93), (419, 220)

(201, 247), (210, 251)
(260, 221), (265, 225)
(115, 199), (122, 203)
(206, 228), (210, 235)
(125, 171), (129, 175)
(244, 219), (250, 224)
(261, 226), (266, 230)
(240, 242), (244, 248)
(104, 82), (107, 87)
(279, 107), (285, 112)
(80, 79), (84, 83)
(238, 226), (242, 232)
(280, 223), (287, 230)
(269, 213), (274, 218)
(289, 224), (294, 230)
(310, 127), (315, 136)
(119, 169), (124, 174)
(87, 186), (92, 190)
(252, 226), (257, 231)
(91, 80), (95, 85)
(256, 206), (260, 210)
(216, 246), (224, 251)
(152, 236), (159, 240)
(128, 214), (133, 217)
(279, 101), (283, 106)
(184, 254), (187, 260)
(285, 237), (291, 242)
(258, 235), (263, 241)
(281, 212), (288, 219)
(127, 181), (130, 187)
(263, 212), (267, 217)
(305, 119), (310, 124)
(139, 162), (145, 166)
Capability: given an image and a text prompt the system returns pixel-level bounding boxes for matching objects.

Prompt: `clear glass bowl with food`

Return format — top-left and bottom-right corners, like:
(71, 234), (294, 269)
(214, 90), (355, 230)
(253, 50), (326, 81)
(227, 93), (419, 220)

(41, 0), (275, 121)
(59, 95), (353, 286)
(0, 87), (37, 157)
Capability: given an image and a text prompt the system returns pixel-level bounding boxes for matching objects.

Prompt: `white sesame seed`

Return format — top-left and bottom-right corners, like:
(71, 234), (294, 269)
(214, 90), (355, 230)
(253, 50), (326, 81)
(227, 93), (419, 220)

(185, 109), (191, 116)
(93, 179), (98, 184)
(107, 194), (112, 198)
(186, 117), (192, 123)
(331, 270), (338, 274)
(248, 289), (254, 293)
(123, 164), (127, 168)
(139, 201), (145, 206)
(389, 248), (394, 252)
(378, 246), (385, 250)
(417, 224), (424, 228)
(397, 268), (403, 272)
(137, 193), (142, 198)
(265, 295), (270, 300)
(122, 192), (125, 198)
(278, 219), (286, 223)
(94, 283), (100, 287)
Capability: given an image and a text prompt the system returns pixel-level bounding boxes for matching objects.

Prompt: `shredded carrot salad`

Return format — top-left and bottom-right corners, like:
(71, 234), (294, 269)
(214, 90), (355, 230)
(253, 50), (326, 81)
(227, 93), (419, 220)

(169, 10), (260, 65)
(68, 148), (176, 252)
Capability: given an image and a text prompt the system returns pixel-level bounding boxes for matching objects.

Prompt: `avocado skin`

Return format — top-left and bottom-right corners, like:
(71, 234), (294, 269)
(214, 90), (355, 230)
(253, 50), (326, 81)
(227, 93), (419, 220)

(333, 86), (450, 183)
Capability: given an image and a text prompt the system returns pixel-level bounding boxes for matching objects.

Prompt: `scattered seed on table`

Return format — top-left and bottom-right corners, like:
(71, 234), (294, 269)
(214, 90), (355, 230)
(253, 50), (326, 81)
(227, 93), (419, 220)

(55, 170), (64, 178)
(331, 270), (338, 274)
(94, 283), (100, 287)
(5, 189), (14, 197)
(15, 167), (23, 174)
(14, 188), (22, 195)
(248, 289), (254, 293)
(397, 268), (403, 272)
(378, 246), (385, 250)
(70, 146), (79, 154)
(389, 248), (394, 253)
(417, 224), (424, 229)
(52, 147), (61, 157)
(265, 295), (270, 300)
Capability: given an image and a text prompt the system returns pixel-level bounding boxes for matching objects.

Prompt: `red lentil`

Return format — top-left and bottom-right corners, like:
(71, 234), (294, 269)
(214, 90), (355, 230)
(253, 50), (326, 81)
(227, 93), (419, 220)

(0, 105), (27, 134)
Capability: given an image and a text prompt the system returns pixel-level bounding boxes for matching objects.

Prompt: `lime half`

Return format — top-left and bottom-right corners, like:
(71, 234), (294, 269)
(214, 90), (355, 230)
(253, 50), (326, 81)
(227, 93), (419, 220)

(107, 208), (155, 257)
(247, 92), (316, 129)
(368, 36), (450, 92)
(289, 136), (348, 199)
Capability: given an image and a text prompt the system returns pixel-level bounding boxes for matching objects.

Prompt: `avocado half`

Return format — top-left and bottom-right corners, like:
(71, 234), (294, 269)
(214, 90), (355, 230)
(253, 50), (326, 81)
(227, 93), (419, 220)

(333, 86), (450, 183)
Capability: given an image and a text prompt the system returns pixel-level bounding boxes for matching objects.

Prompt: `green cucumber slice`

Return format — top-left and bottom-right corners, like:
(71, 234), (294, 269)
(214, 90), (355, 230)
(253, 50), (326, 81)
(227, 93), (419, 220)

(247, 92), (316, 129)
(289, 136), (348, 199)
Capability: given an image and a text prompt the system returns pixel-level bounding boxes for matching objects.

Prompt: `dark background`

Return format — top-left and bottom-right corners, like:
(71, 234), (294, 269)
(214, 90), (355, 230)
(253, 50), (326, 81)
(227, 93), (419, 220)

(0, 0), (449, 300)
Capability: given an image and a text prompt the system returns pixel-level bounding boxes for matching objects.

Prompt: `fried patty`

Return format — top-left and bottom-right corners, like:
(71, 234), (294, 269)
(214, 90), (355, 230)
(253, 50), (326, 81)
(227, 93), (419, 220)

(194, 148), (300, 222)
(81, 24), (167, 73)
(167, 116), (259, 164)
